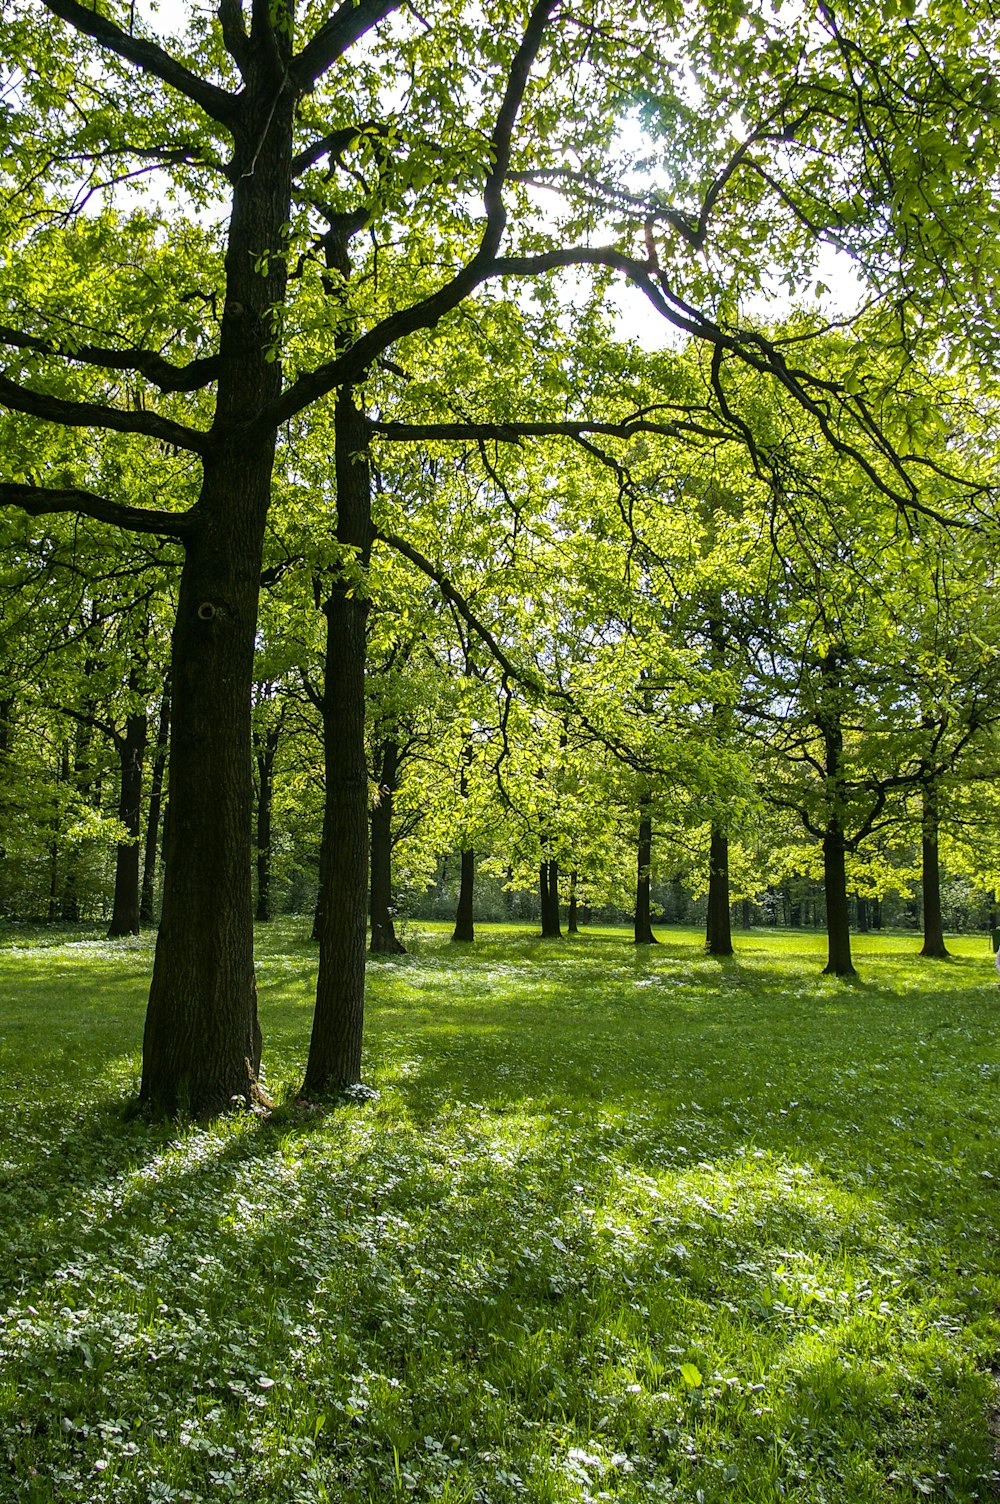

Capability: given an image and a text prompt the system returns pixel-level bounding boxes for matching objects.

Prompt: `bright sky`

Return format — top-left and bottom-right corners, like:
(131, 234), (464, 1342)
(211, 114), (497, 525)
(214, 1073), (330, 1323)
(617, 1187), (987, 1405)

(130, 0), (869, 353)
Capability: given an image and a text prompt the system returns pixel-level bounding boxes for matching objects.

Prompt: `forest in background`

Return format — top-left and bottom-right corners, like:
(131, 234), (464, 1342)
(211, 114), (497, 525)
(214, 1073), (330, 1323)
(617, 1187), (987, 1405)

(1, 0), (999, 1111)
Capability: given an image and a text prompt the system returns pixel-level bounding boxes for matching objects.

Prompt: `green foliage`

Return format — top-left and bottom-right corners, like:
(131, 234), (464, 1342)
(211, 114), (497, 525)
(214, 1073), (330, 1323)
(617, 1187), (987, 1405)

(1, 922), (998, 1501)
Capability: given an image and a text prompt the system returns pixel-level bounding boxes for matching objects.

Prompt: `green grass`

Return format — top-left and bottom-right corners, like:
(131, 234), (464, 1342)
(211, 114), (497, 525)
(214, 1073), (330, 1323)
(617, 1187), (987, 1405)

(1, 921), (998, 1503)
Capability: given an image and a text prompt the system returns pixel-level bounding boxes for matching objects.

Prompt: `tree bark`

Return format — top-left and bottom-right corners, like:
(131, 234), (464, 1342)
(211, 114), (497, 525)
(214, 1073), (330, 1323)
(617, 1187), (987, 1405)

(61, 711), (95, 921)
(567, 868), (579, 934)
(705, 824), (733, 955)
(311, 825), (326, 942)
(919, 781), (950, 958)
(48, 741), (70, 922)
(451, 847), (475, 942)
(634, 800), (657, 944)
(254, 722), (281, 923)
(370, 736), (405, 953)
(303, 389), (372, 1095)
(139, 677), (170, 925)
(822, 823), (855, 975)
(539, 858), (561, 938)
(107, 701), (148, 937)
(817, 649), (855, 978)
(140, 62), (294, 1115)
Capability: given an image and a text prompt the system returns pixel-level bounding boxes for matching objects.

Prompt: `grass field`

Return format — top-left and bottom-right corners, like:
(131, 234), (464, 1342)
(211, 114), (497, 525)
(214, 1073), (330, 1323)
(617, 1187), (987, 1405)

(0, 921), (998, 1503)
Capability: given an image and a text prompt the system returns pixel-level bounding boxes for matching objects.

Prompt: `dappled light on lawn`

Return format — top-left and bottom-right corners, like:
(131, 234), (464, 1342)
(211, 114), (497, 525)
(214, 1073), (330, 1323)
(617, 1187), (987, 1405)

(0, 922), (997, 1502)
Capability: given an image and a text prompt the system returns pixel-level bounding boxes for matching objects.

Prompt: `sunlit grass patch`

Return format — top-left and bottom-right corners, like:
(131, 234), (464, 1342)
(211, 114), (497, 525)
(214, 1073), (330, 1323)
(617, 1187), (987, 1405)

(1, 921), (998, 1501)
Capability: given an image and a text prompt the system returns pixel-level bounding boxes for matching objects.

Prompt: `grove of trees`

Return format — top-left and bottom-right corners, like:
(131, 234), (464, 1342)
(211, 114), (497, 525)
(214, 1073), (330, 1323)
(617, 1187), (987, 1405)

(1, 0), (999, 1113)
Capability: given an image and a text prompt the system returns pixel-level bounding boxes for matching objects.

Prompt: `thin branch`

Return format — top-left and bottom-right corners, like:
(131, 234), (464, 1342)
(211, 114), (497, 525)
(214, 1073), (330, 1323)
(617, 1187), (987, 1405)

(59, 703), (122, 752)
(373, 525), (534, 690)
(370, 416), (732, 443)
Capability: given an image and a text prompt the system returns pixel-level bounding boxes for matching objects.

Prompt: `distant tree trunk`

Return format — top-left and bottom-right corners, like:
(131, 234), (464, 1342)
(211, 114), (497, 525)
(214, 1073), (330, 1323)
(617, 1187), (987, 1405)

(254, 722), (281, 923)
(48, 742), (70, 922)
(740, 898), (752, 929)
(311, 830), (326, 942)
(818, 649), (855, 978)
(705, 824), (733, 955)
(61, 712), (95, 922)
(139, 679), (170, 925)
(370, 736), (405, 954)
(451, 847), (475, 942)
(704, 611), (732, 956)
(303, 389), (372, 1095)
(856, 895), (870, 933)
(919, 781), (950, 958)
(567, 869), (579, 934)
(107, 703), (149, 938)
(540, 858), (561, 938)
(451, 728), (475, 942)
(0, 696), (14, 864)
(822, 824), (855, 976)
(634, 799), (657, 944)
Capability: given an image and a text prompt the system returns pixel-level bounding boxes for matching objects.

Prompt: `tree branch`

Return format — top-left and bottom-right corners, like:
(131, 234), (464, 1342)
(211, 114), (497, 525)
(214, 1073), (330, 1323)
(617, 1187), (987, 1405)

(291, 125), (365, 178)
(0, 326), (221, 393)
(0, 484), (194, 539)
(482, 0), (559, 239)
(373, 525), (536, 690)
(43, 0), (240, 127)
(291, 0), (406, 90)
(59, 703), (122, 752)
(266, 0), (558, 426)
(370, 416), (732, 444)
(218, 0), (251, 73)
(0, 373), (209, 453)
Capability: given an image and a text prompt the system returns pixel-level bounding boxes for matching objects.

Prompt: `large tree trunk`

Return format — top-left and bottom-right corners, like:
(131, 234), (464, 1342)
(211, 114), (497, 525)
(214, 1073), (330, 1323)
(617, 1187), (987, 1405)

(140, 449), (270, 1112)
(139, 68), (293, 1115)
(370, 736), (405, 953)
(705, 824), (733, 956)
(303, 390), (372, 1095)
(919, 781), (950, 958)
(107, 702), (148, 938)
(539, 858), (561, 938)
(452, 847), (475, 942)
(254, 722), (281, 923)
(139, 678), (170, 925)
(634, 801), (658, 944)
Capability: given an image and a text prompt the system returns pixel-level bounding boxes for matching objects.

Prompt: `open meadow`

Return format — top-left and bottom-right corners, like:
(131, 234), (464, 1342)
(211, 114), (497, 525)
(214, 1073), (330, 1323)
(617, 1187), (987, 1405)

(1, 923), (998, 1504)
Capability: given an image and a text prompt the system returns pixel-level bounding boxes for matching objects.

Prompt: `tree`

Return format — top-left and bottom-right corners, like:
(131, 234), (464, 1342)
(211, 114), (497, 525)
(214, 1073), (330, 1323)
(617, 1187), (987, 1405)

(3, 0), (995, 1110)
